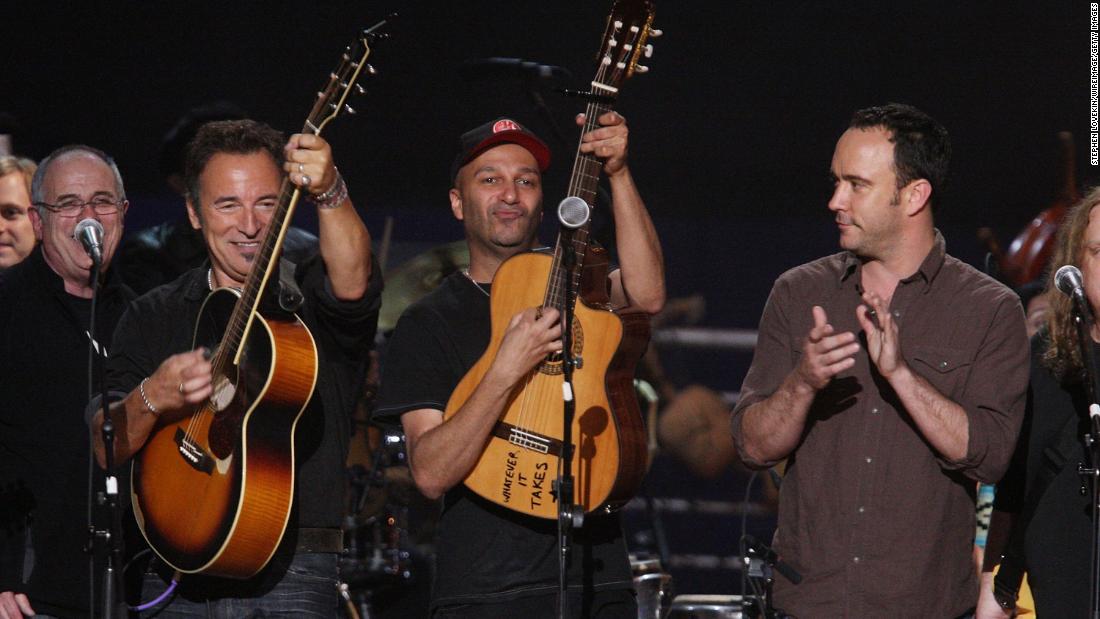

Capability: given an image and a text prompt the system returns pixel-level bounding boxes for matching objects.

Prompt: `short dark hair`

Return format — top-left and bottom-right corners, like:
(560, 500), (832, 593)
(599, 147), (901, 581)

(184, 119), (285, 209)
(849, 103), (951, 208)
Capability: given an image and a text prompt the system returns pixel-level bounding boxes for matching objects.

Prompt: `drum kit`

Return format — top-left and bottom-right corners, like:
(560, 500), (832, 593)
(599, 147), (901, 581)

(336, 242), (778, 619)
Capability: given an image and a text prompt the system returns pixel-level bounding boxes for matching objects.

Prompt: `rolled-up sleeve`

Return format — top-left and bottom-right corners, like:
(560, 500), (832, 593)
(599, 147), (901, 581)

(940, 294), (1029, 483)
(730, 278), (795, 469)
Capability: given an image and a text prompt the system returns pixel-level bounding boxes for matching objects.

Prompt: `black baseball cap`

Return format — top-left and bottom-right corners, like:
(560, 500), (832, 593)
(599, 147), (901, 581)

(450, 117), (551, 184)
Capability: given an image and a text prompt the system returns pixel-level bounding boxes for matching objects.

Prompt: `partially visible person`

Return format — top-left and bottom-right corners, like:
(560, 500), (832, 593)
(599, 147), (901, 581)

(0, 145), (133, 617)
(0, 156), (37, 269)
(977, 189), (1100, 618)
(1018, 279), (1051, 339)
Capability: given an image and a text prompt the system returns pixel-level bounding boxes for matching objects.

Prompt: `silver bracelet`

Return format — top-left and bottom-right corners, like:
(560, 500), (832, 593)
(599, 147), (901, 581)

(138, 377), (161, 416)
(311, 169), (348, 209)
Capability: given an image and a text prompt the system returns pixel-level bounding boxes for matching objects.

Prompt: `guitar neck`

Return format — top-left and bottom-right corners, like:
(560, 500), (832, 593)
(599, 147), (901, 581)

(213, 24), (384, 372)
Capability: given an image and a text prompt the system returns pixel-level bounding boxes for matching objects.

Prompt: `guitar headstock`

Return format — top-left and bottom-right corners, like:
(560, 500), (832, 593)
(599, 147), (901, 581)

(305, 16), (393, 135)
(593, 0), (659, 94)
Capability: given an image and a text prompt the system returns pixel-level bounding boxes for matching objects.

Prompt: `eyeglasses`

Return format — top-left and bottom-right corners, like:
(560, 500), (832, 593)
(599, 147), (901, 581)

(34, 197), (124, 217)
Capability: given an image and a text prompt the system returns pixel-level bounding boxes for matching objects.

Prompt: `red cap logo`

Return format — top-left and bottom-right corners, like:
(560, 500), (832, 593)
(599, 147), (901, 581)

(492, 119), (521, 133)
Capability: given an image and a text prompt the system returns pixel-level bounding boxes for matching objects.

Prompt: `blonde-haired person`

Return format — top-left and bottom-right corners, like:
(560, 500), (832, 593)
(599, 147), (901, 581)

(0, 156), (36, 268)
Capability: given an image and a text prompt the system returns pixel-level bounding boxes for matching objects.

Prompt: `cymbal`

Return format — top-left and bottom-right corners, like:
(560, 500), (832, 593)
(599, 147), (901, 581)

(379, 240), (469, 331)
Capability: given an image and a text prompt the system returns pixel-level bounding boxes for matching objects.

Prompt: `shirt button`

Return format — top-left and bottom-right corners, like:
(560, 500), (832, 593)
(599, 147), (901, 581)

(938, 360), (948, 369)
(865, 456), (872, 464)
(853, 556), (860, 563)
(871, 407), (879, 415)
(858, 506), (865, 513)
(892, 310), (901, 318)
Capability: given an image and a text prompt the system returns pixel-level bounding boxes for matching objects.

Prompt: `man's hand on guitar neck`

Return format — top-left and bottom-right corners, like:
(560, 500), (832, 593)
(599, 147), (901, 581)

(579, 110), (666, 315)
(578, 111), (630, 178)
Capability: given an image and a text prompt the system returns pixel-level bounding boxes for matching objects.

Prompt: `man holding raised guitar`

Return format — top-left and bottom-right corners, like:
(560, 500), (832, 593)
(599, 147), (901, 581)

(374, 112), (664, 618)
(91, 119), (380, 615)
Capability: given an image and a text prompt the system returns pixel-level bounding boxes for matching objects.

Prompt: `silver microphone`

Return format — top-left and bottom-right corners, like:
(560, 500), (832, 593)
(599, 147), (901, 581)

(73, 218), (104, 264)
(1055, 264), (1093, 319)
(557, 196), (591, 229)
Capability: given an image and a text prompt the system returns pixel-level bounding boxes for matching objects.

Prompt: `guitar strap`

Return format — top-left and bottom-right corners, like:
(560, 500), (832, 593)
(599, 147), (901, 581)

(276, 258), (304, 313)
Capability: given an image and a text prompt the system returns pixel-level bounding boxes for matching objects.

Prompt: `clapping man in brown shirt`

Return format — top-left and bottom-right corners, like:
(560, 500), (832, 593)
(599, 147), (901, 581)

(730, 103), (1029, 618)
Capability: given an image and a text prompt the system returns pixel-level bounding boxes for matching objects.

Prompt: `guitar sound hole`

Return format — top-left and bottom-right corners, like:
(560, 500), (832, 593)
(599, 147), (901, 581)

(540, 320), (584, 376)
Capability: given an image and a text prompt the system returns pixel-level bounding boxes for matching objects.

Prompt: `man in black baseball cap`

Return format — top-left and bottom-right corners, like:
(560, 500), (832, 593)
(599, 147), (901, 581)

(376, 109), (665, 618)
(449, 117), (551, 184)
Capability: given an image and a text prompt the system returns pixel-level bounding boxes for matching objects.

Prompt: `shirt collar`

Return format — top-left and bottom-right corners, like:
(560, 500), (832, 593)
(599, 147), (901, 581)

(183, 261), (214, 301)
(838, 229), (947, 291)
(25, 245), (129, 298)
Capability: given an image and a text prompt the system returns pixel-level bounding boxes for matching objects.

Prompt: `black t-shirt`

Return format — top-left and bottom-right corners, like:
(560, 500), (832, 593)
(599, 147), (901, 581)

(0, 248), (134, 617)
(107, 253), (381, 530)
(374, 271), (633, 610)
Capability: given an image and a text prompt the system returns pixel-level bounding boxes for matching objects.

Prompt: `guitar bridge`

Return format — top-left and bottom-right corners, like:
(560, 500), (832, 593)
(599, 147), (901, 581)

(174, 428), (214, 474)
(509, 428), (551, 454)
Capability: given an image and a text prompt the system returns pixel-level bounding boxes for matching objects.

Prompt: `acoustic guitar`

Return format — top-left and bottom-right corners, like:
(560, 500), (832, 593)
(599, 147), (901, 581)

(130, 20), (389, 579)
(444, 0), (659, 519)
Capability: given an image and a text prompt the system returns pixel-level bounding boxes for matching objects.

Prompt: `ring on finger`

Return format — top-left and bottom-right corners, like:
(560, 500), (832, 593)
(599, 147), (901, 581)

(302, 174), (311, 186)
(298, 162), (304, 173)
(178, 382), (185, 394)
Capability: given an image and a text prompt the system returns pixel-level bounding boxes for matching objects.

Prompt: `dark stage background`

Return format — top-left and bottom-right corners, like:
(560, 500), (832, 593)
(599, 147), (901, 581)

(5, 0), (1096, 601)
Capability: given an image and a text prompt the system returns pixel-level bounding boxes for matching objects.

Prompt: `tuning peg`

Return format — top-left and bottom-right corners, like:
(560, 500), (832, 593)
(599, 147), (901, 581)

(355, 84), (366, 95)
(316, 91), (325, 99)
(344, 105), (356, 115)
(634, 64), (649, 73)
(602, 55), (612, 66)
(630, 25), (640, 33)
(616, 61), (627, 69)
(329, 102), (339, 111)
(339, 81), (349, 89)
(366, 63), (377, 75)
(613, 20), (623, 29)
(649, 28), (663, 37)
(644, 44), (654, 58)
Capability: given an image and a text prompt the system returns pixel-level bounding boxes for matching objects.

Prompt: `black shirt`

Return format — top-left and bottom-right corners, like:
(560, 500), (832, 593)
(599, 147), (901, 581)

(374, 271), (633, 611)
(0, 248), (134, 617)
(996, 335), (1093, 616)
(107, 253), (381, 529)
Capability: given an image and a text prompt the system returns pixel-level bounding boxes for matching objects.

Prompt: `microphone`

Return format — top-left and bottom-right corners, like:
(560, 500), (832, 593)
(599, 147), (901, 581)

(1055, 265), (1093, 320)
(743, 534), (802, 585)
(73, 218), (104, 265)
(1057, 264), (1100, 424)
(459, 57), (573, 81)
(557, 196), (591, 229)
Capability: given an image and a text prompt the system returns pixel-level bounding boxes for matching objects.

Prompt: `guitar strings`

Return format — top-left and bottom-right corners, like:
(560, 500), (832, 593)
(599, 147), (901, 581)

(510, 45), (614, 452)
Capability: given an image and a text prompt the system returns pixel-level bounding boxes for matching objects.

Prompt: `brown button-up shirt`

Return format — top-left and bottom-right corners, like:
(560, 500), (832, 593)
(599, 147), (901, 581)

(731, 233), (1028, 618)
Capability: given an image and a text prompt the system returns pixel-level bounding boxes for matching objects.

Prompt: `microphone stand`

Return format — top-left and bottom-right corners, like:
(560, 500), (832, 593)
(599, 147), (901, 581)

(86, 256), (127, 619)
(556, 240), (582, 619)
(1071, 299), (1100, 619)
